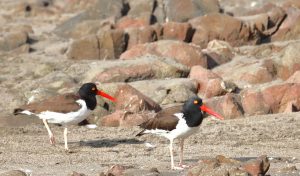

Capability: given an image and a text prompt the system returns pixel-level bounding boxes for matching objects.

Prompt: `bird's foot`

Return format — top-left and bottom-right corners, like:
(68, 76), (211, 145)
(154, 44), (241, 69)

(49, 135), (56, 145)
(171, 166), (185, 170)
(178, 163), (190, 168)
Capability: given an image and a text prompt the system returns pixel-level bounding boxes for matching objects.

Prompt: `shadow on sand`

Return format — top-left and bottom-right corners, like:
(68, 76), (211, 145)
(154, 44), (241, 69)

(78, 138), (143, 148)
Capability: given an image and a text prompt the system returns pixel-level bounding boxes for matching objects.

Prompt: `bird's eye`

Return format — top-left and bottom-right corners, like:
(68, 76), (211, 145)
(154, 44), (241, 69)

(194, 100), (198, 104)
(92, 87), (96, 91)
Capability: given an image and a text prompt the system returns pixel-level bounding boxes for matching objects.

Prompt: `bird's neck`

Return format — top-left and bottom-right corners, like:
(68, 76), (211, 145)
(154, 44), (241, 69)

(183, 111), (203, 127)
(82, 96), (97, 110)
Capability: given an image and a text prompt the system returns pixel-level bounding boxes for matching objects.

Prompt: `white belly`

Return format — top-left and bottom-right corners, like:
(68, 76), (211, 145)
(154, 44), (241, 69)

(37, 99), (91, 126)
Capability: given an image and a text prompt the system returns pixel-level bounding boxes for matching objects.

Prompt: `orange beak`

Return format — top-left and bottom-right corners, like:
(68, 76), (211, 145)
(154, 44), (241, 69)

(97, 90), (116, 102)
(200, 105), (224, 120)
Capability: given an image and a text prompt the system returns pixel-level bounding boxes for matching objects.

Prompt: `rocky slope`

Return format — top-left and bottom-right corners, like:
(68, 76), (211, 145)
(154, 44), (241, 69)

(0, 0), (300, 175)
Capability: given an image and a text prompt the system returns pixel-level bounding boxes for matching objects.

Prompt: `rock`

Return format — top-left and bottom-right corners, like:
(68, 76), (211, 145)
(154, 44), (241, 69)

(68, 171), (86, 176)
(272, 7), (300, 41)
(282, 0), (300, 9)
(238, 65), (273, 84)
(66, 35), (99, 60)
(54, 0), (124, 38)
(99, 110), (151, 127)
(274, 42), (300, 80)
(203, 40), (235, 68)
(91, 56), (189, 83)
(162, 22), (194, 42)
(120, 40), (207, 68)
(124, 26), (158, 49)
(0, 170), (27, 176)
(213, 57), (275, 87)
(0, 31), (28, 51)
(189, 155), (270, 176)
(114, 84), (161, 113)
(165, 0), (220, 22)
(189, 65), (225, 98)
(10, 44), (31, 55)
(67, 30), (125, 60)
(114, 0), (156, 29)
(106, 164), (126, 176)
(127, 0), (155, 18)
(205, 93), (244, 119)
(161, 84), (196, 104)
(241, 90), (270, 116)
(123, 168), (161, 176)
(241, 155), (270, 176)
(44, 42), (69, 55)
(261, 83), (290, 113)
(286, 71), (300, 83)
(152, 0), (166, 23)
(116, 16), (151, 29)
(279, 84), (300, 112)
(238, 6), (286, 39)
(63, 19), (114, 39)
(277, 165), (298, 173)
(97, 29), (126, 59)
(188, 155), (247, 176)
(129, 78), (198, 104)
(189, 13), (250, 48)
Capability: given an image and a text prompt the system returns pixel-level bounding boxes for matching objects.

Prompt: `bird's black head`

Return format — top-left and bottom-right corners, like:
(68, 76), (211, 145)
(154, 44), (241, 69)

(78, 83), (98, 98)
(78, 83), (116, 110)
(182, 96), (204, 127)
(182, 96), (223, 127)
(78, 83), (99, 110)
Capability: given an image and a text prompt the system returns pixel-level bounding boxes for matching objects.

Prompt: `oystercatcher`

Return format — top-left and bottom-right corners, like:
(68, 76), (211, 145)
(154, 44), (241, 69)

(13, 83), (116, 150)
(136, 96), (223, 170)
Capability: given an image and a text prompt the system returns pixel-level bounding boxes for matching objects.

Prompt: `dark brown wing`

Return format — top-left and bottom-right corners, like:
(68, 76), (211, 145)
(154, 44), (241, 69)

(136, 105), (182, 136)
(14, 93), (81, 114)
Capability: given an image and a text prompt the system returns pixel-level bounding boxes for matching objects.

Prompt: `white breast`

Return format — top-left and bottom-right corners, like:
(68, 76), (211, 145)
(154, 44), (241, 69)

(166, 113), (199, 140)
(37, 99), (91, 125)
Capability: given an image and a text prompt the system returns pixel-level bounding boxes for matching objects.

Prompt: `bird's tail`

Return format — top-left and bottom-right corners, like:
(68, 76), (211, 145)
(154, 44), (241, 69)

(136, 129), (146, 137)
(13, 108), (24, 115)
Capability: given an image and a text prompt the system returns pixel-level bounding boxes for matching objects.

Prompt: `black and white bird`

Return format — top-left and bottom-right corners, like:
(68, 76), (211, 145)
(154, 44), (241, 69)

(13, 83), (116, 150)
(136, 96), (223, 170)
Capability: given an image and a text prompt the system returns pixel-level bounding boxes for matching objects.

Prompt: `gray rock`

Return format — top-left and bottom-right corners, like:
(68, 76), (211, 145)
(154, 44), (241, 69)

(54, 0), (125, 38)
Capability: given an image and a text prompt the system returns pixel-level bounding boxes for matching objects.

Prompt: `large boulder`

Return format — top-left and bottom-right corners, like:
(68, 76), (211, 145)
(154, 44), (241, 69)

(188, 155), (269, 176)
(205, 93), (244, 119)
(66, 30), (126, 60)
(114, 84), (161, 113)
(0, 31), (29, 51)
(241, 90), (270, 116)
(66, 35), (99, 60)
(189, 13), (250, 48)
(203, 40), (235, 68)
(162, 22), (194, 42)
(82, 56), (189, 83)
(129, 78), (198, 104)
(124, 26), (158, 49)
(189, 66), (226, 98)
(272, 7), (300, 41)
(213, 57), (276, 88)
(120, 40), (207, 68)
(54, 0), (125, 38)
(98, 110), (151, 127)
(273, 42), (300, 80)
(164, 0), (220, 22)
